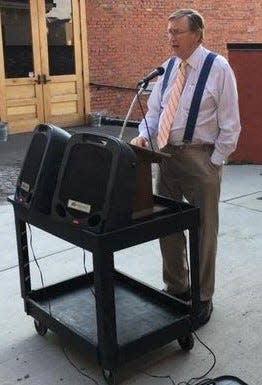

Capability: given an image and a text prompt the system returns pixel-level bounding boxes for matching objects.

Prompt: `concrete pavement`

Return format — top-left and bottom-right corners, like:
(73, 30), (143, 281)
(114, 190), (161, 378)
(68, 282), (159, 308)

(0, 127), (261, 385)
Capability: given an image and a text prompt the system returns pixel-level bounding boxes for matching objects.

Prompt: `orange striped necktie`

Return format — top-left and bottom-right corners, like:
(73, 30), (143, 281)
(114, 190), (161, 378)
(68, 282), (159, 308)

(157, 60), (187, 149)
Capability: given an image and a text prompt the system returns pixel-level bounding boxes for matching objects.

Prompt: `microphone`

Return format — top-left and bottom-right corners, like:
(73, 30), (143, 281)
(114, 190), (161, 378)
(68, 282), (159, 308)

(137, 66), (165, 87)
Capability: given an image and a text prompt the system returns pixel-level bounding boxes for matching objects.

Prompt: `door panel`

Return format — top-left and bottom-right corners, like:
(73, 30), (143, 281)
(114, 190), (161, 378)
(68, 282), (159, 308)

(38, 0), (84, 127)
(0, 0), (85, 133)
(0, 0), (44, 132)
(4, 77), (44, 132)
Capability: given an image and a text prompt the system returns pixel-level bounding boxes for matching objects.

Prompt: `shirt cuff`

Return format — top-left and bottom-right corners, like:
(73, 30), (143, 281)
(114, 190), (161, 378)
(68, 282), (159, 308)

(211, 149), (225, 166)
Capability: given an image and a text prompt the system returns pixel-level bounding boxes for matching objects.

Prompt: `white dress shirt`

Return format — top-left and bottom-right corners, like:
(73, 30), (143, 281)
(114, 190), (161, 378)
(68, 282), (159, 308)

(138, 45), (241, 166)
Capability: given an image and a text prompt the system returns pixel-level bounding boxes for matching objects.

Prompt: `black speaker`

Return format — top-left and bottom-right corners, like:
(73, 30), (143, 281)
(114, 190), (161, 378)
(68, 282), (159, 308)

(15, 124), (71, 214)
(52, 132), (137, 233)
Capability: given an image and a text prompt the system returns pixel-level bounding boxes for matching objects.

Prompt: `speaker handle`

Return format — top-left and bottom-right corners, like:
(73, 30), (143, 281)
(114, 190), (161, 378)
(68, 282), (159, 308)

(82, 134), (108, 147)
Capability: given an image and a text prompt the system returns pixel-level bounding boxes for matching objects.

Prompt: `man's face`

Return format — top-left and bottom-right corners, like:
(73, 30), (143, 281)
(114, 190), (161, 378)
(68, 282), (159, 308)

(167, 16), (201, 60)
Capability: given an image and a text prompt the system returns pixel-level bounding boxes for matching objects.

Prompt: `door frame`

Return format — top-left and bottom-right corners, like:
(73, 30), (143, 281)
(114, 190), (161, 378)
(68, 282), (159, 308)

(0, 6), (7, 121)
(79, 0), (90, 120)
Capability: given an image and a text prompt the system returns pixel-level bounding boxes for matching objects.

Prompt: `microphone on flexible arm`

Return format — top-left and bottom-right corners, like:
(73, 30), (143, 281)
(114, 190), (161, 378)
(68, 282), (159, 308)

(119, 65), (165, 141)
(137, 66), (165, 88)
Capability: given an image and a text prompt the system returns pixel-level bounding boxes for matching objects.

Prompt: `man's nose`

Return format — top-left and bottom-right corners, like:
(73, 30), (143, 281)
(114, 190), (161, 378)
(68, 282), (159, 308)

(169, 34), (177, 43)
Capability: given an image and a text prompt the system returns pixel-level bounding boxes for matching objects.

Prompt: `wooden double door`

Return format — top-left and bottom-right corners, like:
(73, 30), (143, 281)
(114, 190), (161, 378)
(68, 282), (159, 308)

(0, 0), (89, 133)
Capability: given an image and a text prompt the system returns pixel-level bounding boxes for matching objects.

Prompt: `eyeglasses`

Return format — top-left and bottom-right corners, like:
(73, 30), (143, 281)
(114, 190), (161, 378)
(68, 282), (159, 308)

(167, 29), (190, 37)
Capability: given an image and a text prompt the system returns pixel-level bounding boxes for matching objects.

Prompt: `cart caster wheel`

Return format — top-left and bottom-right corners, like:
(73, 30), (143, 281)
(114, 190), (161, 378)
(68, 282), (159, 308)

(178, 333), (194, 351)
(102, 368), (117, 385)
(34, 319), (48, 336)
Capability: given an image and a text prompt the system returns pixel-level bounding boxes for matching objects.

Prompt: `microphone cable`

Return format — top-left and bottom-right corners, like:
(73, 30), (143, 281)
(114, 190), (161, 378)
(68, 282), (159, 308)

(79, 229), (96, 298)
(82, 248), (96, 298)
(27, 223), (52, 316)
(62, 346), (100, 385)
(142, 328), (216, 385)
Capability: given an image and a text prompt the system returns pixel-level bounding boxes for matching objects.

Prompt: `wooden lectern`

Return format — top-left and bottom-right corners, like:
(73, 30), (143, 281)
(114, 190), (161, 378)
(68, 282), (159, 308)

(129, 144), (170, 219)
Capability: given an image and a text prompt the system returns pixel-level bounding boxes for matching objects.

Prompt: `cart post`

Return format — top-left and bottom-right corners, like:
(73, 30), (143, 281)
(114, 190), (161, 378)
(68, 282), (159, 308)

(92, 246), (118, 371)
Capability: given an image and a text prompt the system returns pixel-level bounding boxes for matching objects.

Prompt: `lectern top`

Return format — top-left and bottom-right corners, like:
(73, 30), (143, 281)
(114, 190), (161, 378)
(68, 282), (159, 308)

(128, 143), (171, 163)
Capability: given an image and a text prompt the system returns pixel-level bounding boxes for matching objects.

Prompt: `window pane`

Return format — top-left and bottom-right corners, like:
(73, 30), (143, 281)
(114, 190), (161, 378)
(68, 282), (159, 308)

(1, 1), (33, 78)
(46, 0), (75, 75)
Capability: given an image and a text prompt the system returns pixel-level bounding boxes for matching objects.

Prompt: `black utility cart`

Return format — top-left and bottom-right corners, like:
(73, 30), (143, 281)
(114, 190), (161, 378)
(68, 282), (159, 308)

(10, 195), (200, 385)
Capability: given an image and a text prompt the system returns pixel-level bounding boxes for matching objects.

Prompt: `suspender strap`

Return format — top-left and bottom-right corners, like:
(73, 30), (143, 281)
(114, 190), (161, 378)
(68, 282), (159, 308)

(161, 56), (176, 99)
(183, 52), (217, 142)
(160, 52), (217, 142)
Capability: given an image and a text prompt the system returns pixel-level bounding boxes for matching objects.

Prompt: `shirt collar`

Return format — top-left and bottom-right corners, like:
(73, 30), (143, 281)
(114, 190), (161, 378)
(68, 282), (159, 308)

(183, 45), (204, 70)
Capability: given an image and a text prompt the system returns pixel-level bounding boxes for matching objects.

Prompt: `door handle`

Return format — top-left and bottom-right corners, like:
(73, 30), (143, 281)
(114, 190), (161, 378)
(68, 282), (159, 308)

(42, 74), (51, 84)
(35, 75), (51, 84)
(36, 74), (43, 84)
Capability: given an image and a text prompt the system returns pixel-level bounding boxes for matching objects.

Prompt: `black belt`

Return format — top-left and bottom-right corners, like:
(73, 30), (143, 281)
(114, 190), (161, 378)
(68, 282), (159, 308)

(167, 143), (214, 150)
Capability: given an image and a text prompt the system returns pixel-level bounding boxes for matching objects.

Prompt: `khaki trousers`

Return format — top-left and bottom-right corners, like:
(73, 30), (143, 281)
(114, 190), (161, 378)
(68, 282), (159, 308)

(156, 143), (222, 301)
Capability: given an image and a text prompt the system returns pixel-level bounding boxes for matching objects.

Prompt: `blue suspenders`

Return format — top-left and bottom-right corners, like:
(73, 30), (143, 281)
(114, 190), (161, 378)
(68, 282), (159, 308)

(160, 52), (217, 142)
(161, 56), (176, 100)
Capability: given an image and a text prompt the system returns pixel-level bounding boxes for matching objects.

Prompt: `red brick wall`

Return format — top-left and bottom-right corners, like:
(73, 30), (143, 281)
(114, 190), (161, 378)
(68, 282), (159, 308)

(86, 0), (262, 121)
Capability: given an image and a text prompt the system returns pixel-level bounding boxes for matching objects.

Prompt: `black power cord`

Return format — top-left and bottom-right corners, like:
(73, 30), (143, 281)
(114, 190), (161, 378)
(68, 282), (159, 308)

(213, 376), (249, 385)
(62, 347), (100, 385)
(142, 330), (216, 385)
(82, 248), (96, 298)
(191, 376), (249, 385)
(28, 223), (52, 316)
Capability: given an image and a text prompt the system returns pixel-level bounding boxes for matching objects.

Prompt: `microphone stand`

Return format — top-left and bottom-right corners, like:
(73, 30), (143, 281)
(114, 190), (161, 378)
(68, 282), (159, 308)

(118, 83), (146, 140)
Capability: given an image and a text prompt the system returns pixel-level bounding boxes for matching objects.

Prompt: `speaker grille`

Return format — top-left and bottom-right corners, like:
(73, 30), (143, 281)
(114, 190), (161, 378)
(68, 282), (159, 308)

(59, 143), (112, 217)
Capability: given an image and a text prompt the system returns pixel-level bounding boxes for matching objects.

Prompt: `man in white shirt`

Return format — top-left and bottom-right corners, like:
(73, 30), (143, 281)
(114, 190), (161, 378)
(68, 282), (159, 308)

(131, 8), (241, 327)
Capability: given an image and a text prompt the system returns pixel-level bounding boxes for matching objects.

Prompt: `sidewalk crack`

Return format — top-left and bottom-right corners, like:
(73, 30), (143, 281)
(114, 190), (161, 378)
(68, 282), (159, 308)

(221, 190), (262, 203)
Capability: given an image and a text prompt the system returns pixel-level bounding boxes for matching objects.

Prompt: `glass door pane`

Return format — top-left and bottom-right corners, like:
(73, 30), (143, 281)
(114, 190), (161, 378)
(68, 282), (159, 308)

(45, 0), (75, 75)
(0, 0), (34, 78)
